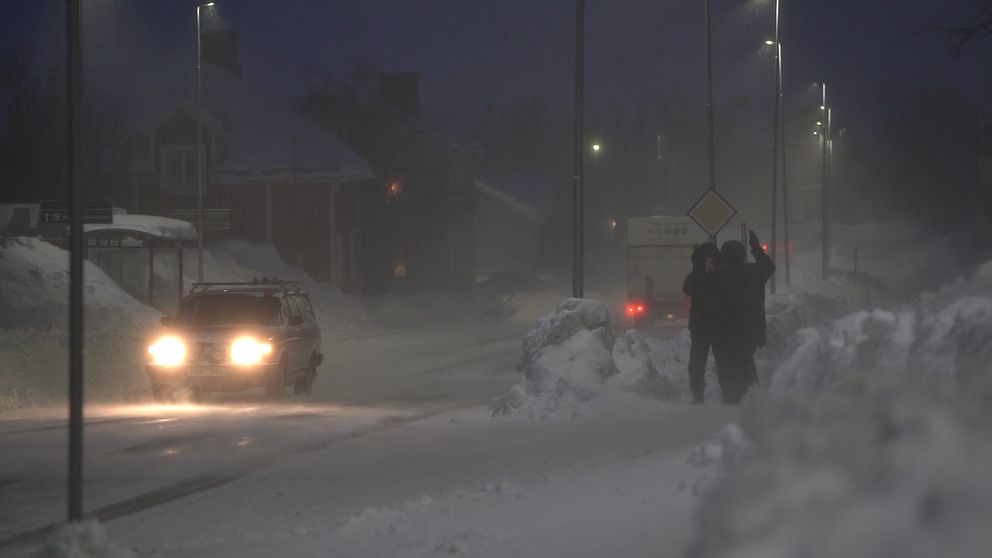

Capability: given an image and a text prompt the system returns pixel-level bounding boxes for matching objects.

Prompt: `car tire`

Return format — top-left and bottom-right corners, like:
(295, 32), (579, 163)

(190, 386), (211, 403)
(293, 356), (317, 395)
(264, 358), (287, 399)
(151, 383), (174, 403)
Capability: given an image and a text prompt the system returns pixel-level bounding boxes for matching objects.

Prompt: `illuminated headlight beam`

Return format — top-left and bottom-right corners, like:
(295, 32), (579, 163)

(148, 336), (186, 366)
(230, 337), (273, 366)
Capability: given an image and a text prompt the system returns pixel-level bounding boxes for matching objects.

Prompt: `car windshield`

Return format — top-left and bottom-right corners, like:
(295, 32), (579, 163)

(179, 294), (282, 326)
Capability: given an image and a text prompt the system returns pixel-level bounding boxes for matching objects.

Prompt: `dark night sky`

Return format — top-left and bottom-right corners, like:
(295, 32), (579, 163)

(2, 0), (990, 139)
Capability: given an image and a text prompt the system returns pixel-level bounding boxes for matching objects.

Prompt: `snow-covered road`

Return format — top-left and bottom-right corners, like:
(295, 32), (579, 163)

(0, 319), (731, 557)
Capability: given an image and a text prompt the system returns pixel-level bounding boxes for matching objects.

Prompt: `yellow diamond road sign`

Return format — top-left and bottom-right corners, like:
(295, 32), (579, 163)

(687, 189), (737, 237)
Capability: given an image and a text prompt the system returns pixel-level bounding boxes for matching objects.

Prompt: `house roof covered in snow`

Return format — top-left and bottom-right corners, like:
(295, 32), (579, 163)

(134, 65), (374, 186)
(473, 180), (543, 223)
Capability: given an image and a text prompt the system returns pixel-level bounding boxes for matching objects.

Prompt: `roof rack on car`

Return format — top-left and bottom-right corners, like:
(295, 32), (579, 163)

(189, 278), (305, 294)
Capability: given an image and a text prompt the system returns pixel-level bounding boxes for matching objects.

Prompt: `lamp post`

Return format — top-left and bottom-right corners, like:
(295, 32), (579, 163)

(195, 2), (214, 282)
(779, 43), (791, 287)
(573, 0), (585, 298)
(819, 83), (830, 280)
(66, 0), (84, 523)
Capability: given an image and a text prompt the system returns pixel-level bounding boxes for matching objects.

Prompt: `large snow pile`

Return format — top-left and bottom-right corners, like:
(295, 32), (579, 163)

(689, 265), (992, 557)
(490, 298), (680, 415)
(0, 237), (161, 411)
(38, 520), (136, 558)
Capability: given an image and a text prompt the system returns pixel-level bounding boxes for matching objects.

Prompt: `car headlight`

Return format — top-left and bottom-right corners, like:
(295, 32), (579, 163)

(230, 337), (273, 366)
(148, 336), (186, 367)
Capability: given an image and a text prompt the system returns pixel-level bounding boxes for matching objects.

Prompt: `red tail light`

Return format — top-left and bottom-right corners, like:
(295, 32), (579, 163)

(762, 243), (769, 252)
(626, 302), (647, 316)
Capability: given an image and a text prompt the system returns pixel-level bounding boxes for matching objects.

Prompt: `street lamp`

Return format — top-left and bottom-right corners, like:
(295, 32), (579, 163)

(195, 1), (215, 282)
(592, 142), (601, 154)
(817, 82), (830, 280)
(767, 0), (782, 293)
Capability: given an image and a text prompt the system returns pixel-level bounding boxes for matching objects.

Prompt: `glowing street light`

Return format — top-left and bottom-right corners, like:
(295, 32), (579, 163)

(591, 142), (601, 153)
(195, 1), (216, 282)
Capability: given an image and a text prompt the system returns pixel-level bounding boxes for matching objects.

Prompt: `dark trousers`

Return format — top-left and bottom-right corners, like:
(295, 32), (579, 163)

(712, 340), (757, 405)
(688, 329), (714, 400)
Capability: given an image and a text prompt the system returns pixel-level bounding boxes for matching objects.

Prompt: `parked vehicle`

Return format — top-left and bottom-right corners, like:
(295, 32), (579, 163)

(146, 280), (323, 401)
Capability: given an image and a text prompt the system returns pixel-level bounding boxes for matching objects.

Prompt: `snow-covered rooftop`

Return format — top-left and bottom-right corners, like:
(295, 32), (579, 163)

(133, 65), (374, 186)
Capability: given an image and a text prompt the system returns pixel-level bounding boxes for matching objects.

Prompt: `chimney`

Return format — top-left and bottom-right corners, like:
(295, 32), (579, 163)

(379, 72), (420, 115)
(201, 30), (242, 78)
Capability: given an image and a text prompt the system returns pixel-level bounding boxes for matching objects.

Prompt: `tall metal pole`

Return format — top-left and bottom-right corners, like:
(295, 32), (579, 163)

(823, 107), (834, 275)
(820, 84), (829, 279)
(572, 0), (585, 298)
(196, 5), (205, 282)
(780, 44), (792, 287)
(704, 0), (718, 245)
(769, 0), (780, 293)
(66, 0), (84, 522)
(705, 0), (716, 195)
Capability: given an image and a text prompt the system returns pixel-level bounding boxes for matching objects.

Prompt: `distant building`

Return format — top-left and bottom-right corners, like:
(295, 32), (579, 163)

(981, 105), (992, 185)
(131, 31), (374, 291)
(471, 180), (543, 277)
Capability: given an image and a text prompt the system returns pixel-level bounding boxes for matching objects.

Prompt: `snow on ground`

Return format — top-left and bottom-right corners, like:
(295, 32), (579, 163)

(38, 520), (135, 558)
(688, 259), (992, 558)
(490, 298), (683, 416)
(0, 238), (367, 412)
(99, 396), (737, 558)
(0, 237), (161, 411)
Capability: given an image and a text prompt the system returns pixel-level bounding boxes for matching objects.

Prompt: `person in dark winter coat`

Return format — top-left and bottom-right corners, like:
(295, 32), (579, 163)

(682, 242), (721, 404)
(712, 231), (775, 404)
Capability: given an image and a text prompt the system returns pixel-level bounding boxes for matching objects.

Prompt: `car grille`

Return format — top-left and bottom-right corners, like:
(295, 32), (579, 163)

(194, 342), (229, 364)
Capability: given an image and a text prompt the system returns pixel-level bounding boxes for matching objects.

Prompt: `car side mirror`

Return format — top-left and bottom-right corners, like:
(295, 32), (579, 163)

(161, 316), (176, 327)
(289, 315), (304, 327)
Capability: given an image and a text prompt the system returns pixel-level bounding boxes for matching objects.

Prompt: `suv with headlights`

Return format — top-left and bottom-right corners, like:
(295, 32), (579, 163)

(146, 280), (323, 401)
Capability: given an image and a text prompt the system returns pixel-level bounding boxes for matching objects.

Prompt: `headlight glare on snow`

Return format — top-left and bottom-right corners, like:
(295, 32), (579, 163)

(148, 336), (186, 367)
(230, 337), (273, 366)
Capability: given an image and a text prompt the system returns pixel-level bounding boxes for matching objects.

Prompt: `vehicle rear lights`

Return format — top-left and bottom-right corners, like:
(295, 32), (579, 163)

(148, 336), (186, 367)
(626, 302), (647, 316)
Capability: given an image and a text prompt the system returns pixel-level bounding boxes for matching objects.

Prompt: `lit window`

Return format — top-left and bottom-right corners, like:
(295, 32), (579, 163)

(385, 177), (405, 200)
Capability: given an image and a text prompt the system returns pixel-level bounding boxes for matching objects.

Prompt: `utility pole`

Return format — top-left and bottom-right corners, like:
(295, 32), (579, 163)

(820, 84), (829, 280)
(780, 44), (791, 287)
(704, 0), (717, 244)
(572, 0), (585, 298)
(66, 0), (84, 522)
(769, 0), (781, 292)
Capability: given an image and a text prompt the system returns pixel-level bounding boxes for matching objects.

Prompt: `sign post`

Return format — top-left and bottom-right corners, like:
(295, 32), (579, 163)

(40, 199), (113, 226)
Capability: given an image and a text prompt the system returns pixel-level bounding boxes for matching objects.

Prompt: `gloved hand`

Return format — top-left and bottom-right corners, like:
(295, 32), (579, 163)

(749, 231), (762, 253)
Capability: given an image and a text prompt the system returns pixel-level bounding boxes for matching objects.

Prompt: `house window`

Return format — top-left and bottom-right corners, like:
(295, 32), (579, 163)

(159, 144), (201, 193)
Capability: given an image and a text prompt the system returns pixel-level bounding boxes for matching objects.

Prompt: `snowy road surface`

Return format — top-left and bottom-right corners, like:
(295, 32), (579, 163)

(0, 320), (733, 557)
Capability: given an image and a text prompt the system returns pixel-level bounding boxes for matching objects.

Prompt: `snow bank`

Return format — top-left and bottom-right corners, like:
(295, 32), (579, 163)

(491, 299), (681, 415)
(0, 237), (367, 412)
(38, 520), (135, 558)
(0, 237), (161, 411)
(689, 264), (992, 558)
